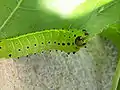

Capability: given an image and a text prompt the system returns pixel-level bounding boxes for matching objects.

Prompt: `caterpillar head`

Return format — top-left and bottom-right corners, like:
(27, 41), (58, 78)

(72, 29), (89, 47)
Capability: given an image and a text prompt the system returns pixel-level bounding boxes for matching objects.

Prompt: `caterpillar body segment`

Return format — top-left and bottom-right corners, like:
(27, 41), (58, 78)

(0, 29), (89, 58)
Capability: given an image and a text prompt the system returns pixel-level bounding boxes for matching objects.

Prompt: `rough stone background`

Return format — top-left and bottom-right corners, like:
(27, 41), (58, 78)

(0, 35), (118, 90)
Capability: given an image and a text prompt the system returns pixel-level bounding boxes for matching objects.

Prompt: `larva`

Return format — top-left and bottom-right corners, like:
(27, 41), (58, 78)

(0, 29), (89, 59)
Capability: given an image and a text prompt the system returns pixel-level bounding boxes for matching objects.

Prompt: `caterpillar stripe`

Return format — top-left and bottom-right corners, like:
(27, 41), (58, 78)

(0, 29), (89, 59)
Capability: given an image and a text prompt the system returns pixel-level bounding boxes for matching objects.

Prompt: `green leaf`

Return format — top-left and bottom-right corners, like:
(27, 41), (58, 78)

(117, 78), (120, 90)
(84, 0), (120, 37)
(0, 0), (113, 39)
(0, 0), (87, 38)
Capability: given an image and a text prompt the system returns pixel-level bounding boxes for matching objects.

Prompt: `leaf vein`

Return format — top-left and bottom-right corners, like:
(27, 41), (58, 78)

(0, 0), (23, 32)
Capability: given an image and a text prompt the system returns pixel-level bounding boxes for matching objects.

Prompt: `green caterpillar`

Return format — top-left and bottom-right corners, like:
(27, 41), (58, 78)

(0, 29), (89, 59)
